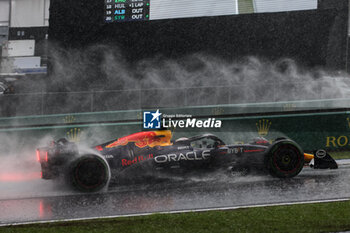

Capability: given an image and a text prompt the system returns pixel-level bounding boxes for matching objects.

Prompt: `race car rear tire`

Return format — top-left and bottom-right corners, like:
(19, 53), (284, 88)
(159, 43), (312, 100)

(67, 154), (110, 192)
(265, 140), (304, 178)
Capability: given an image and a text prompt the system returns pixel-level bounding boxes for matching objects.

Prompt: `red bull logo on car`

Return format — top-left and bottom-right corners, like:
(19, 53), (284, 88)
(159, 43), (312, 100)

(122, 154), (154, 167)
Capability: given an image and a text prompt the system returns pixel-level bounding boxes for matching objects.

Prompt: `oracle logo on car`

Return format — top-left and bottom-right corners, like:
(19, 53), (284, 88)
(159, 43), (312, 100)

(122, 154), (153, 167)
(154, 150), (211, 163)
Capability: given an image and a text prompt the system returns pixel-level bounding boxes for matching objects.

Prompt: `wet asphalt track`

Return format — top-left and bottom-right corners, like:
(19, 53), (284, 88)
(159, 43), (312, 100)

(0, 161), (350, 225)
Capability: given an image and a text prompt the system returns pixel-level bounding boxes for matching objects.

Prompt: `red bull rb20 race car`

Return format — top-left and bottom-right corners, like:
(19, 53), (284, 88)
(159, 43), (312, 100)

(36, 130), (338, 192)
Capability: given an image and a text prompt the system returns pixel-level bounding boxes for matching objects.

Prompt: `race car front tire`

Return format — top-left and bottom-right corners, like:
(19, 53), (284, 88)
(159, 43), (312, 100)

(265, 140), (304, 178)
(67, 154), (110, 192)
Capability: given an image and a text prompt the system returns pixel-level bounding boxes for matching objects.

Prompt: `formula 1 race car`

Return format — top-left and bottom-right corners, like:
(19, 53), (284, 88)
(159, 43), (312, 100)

(36, 130), (338, 192)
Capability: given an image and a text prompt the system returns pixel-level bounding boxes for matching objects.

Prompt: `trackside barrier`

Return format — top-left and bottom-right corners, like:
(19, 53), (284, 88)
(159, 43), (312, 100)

(1, 99), (350, 154)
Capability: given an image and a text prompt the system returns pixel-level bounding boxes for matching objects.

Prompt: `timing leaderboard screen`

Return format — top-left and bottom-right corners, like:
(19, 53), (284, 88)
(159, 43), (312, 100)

(105, 0), (238, 23)
(104, 0), (317, 23)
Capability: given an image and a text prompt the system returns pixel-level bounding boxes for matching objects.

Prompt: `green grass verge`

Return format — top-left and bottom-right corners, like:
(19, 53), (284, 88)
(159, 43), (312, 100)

(238, 0), (255, 14)
(2, 201), (350, 233)
(329, 151), (350, 160)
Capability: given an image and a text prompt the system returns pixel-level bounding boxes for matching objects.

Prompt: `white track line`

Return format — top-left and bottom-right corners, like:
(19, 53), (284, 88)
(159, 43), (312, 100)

(337, 159), (350, 166)
(1, 197), (349, 227)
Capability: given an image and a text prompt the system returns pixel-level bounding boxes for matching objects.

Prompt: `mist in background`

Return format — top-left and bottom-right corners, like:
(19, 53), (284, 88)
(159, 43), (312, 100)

(49, 44), (349, 88)
(22, 44), (345, 116)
